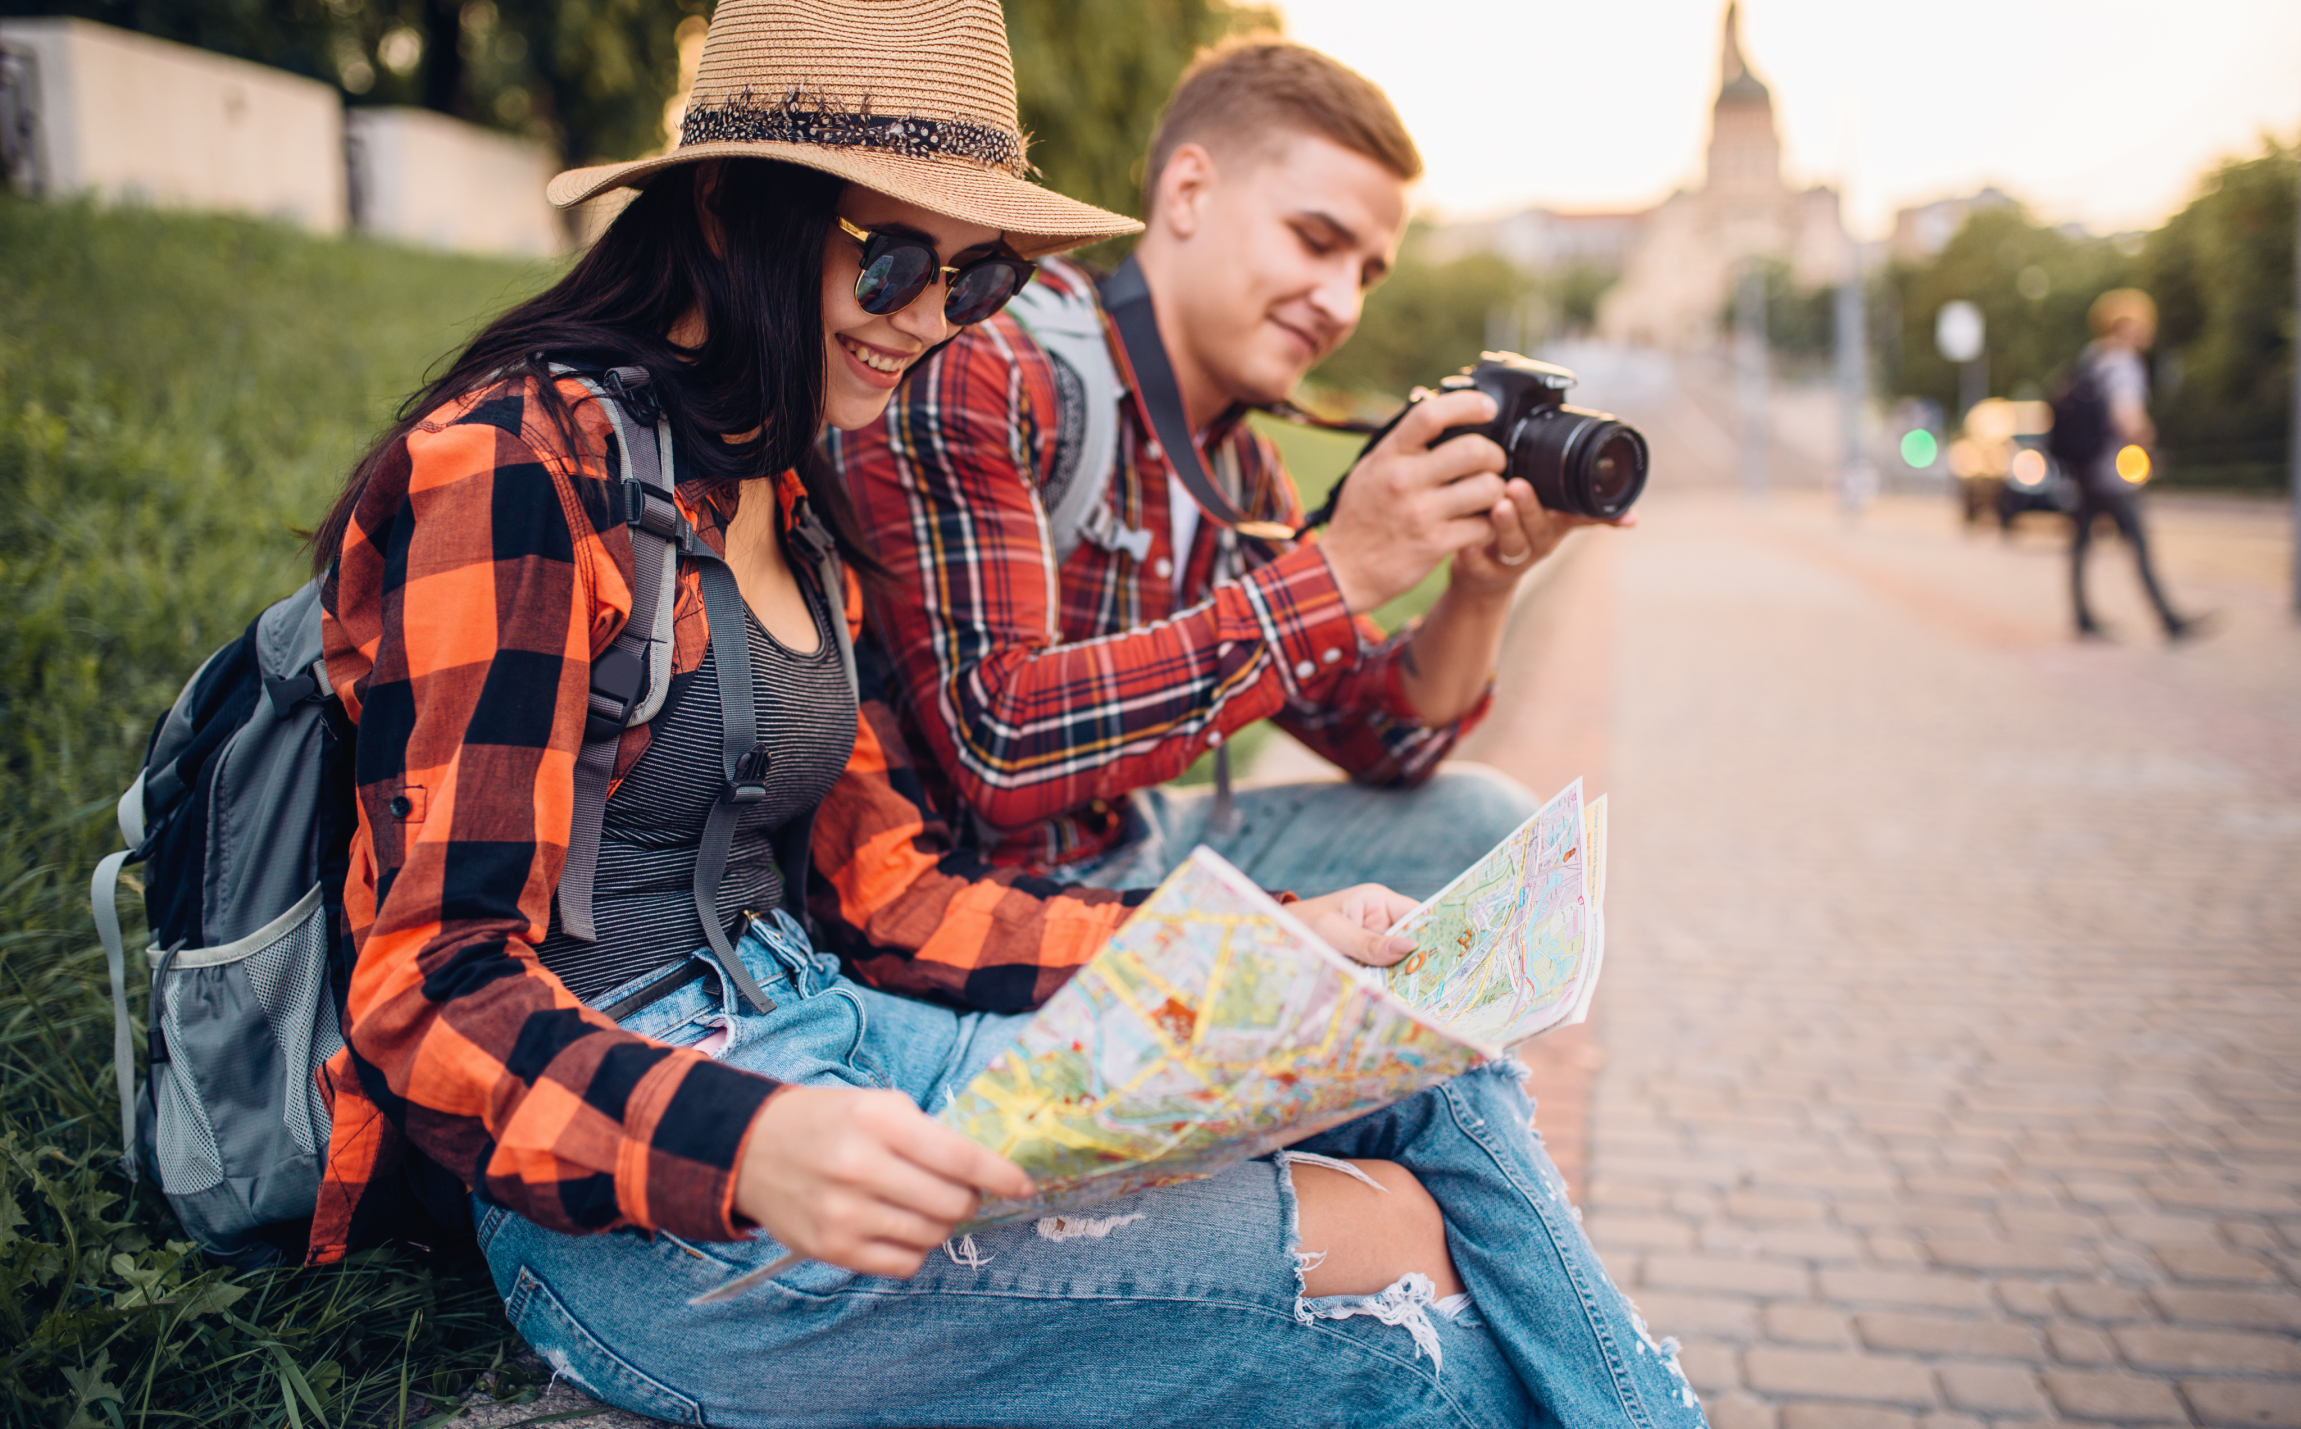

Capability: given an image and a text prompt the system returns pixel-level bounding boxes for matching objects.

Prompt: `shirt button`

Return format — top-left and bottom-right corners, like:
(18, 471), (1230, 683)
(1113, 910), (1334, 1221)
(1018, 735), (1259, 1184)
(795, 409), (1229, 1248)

(1294, 659), (1315, 678)
(1154, 557), (1173, 578)
(1206, 729), (1224, 748)
(1321, 648), (1343, 665)
(387, 795), (412, 818)
(1146, 440), (1164, 462)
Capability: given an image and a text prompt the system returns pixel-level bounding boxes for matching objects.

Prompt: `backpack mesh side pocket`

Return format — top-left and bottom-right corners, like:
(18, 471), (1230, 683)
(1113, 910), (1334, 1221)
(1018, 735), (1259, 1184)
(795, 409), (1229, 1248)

(141, 883), (344, 1267)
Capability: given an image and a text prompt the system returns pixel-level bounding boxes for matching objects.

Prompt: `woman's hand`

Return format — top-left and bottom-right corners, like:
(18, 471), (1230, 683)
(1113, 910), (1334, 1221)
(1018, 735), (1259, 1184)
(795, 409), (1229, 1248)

(733, 1085), (1032, 1278)
(1293, 883), (1422, 967)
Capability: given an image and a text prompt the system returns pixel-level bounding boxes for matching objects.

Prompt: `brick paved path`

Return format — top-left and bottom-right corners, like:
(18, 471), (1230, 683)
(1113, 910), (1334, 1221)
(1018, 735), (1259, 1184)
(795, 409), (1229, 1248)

(1591, 489), (2301, 1429)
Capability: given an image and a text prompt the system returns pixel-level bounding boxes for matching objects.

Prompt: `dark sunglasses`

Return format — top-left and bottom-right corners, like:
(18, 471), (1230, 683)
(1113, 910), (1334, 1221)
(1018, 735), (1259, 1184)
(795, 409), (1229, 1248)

(838, 216), (1036, 327)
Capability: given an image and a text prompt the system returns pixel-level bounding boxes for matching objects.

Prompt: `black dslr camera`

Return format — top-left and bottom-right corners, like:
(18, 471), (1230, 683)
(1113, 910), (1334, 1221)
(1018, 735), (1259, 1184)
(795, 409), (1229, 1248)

(1428, 352), (1648, 521)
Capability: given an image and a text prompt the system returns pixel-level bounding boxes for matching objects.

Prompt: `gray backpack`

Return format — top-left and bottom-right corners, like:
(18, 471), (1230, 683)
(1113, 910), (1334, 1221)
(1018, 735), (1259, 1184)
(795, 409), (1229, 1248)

(88, 366), (728, 1266)
(1005, 269), (1144, 565)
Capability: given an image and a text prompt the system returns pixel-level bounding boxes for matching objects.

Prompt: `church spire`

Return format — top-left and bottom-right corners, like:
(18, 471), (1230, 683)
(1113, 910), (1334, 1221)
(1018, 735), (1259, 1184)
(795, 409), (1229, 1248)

(1715, 1), (1771, 106)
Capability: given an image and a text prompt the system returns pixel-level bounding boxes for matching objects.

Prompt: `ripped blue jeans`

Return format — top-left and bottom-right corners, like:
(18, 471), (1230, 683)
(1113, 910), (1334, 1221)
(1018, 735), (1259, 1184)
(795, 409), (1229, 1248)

(476, 914), (1705, 1428)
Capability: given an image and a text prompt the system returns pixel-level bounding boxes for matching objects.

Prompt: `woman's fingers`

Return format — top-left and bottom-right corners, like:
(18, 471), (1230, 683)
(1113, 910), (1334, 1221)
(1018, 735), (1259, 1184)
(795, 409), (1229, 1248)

(881, 1099), (1035, 1202)
(735, 1085), (1032, 1279)
(1293, 885), (1423, 966)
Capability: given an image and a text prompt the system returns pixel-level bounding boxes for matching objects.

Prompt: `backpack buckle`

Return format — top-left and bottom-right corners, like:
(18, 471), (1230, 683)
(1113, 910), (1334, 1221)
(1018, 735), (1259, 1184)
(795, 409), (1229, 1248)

(585, 645), (648, 743)
(729, 743), (772, 803)
(602, 366), (661, 426)
(626, 480), (696, 552)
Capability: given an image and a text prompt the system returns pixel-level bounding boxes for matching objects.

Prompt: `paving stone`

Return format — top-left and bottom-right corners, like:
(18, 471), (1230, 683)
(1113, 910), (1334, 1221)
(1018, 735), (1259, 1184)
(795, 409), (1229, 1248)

(1995, 1280), (2061, 1317)
(2180, 1379), (2301, 1428)
(1761, 1302), (1854, 1347)
(1632, 1290), (1761, 1341)
(1922, 1236), (2096, 1274)
(2057, 1284), (2160, 1323)
(2048, 1321), (2123, 1366)
(2112, 1325), (2301, 1374)
(2043, 1370), (2190, 1422)
(1701, 1392), (1778, 1429)
(1742, 1348), (1935, 1406)
(1590, 1213), (1698, 1251)
(1674, 1339), (1743, 1393)
(1577, 492), (2301, 1429)
(1817, 1269), (1992, 1312)
(1645, 1255), (1812, 1298)
(1854, 1312), (2046, 1361)
(1938, 1363), (2050, 1417)
(2156, 1246), (2284, 1284)
(1755, 1228), (1866, 1261)
(2149, 1287), (2301, 1330)
(1778, 1408), (1913, 1429)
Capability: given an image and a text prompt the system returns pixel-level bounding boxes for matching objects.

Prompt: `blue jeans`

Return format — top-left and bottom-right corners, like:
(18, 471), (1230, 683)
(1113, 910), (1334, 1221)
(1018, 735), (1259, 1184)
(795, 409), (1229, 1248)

(478, 915), (1703, 1428)
(1074, 765), (1543, 901)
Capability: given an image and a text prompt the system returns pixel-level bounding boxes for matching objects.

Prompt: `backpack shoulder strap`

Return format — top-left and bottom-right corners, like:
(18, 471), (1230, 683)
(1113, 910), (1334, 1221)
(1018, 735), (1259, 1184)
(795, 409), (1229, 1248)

(1004, 266), (1143, 565)
(553, 364), (684, 942)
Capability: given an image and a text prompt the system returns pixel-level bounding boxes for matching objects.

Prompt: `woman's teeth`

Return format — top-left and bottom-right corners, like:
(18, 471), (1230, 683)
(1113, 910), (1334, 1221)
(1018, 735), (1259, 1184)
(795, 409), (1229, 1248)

(841, 336), (905, 374)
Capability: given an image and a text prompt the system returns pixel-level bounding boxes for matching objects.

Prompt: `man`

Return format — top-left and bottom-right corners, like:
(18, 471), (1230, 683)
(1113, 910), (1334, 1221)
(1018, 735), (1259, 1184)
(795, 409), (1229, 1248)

(2066, 289), (2200, 642)
(826, 40), (1618, 900)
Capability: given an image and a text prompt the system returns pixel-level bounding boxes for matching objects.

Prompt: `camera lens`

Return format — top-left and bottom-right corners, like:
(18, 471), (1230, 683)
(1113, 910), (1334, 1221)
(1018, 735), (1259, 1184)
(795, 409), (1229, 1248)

(1509, 407), (1650, 520)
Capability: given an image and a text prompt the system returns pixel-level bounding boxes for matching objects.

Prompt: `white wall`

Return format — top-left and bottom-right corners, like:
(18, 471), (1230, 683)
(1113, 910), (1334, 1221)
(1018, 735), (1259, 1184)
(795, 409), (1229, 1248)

(346, 106), (565, 256)
(0, 16), (343, 231)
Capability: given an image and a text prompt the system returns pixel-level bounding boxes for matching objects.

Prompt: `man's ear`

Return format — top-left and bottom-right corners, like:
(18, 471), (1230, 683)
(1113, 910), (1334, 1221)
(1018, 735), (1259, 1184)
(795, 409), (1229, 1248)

(1150, 142), (1219, 241)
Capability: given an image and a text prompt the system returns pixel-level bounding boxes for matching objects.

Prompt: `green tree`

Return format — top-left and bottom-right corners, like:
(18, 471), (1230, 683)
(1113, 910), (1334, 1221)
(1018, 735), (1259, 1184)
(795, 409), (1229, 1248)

(2145, 138), (2297, 488)
(1309, 229), (1533, 403)
(1004, 0), (1273, 235)
(1880, 204), (2139, 419)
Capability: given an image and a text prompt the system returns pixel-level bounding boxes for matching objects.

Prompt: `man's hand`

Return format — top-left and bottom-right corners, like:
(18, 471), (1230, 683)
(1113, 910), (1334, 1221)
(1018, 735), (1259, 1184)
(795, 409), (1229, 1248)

(1449, 478), (1637, 599)
(1318, 390), (1508, 613)
(734, 1086), (1032, 1278)
(1294, 883), (1421, 967)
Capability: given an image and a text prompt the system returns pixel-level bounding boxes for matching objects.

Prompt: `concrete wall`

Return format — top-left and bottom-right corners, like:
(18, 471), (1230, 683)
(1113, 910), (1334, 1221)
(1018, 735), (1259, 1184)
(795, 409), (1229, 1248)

(0, 16), (343, 231)
(346, 106), (565, 256)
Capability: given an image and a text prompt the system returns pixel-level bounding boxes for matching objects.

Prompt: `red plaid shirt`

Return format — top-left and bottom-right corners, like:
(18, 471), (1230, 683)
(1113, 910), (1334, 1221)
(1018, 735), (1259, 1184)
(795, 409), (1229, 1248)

(825, 259), (1488, 869)
(308, 374), (1137, 1263)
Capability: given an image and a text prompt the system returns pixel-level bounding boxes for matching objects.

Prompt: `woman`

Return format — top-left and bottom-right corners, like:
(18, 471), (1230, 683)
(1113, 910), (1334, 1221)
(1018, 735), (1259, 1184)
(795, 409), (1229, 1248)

(308, 2), (1705, 1424)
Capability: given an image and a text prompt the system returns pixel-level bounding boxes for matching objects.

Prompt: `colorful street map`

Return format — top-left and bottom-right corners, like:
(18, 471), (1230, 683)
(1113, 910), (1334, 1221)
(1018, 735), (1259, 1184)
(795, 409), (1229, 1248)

(939, 782), (1610, 1227)
(940, 849), (1491, 1226)
(1381, 781), (1607, 1046)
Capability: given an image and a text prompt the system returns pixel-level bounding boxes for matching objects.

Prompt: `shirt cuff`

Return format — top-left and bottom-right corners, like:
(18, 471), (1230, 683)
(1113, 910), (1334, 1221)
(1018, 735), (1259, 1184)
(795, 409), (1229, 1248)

(1233, 544), (1366, 705)
(619, 1053), (780, 1241)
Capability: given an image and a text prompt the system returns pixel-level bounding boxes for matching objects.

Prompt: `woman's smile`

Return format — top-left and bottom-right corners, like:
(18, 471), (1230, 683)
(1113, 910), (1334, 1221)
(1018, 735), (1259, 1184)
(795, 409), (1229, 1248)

(837, 332), (912, 387)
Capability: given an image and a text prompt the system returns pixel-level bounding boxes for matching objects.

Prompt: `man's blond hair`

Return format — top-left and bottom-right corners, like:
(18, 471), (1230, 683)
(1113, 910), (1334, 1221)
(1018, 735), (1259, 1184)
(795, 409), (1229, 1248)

(2089, 288), (2158, 339)
(1143, 40), (1421, 213)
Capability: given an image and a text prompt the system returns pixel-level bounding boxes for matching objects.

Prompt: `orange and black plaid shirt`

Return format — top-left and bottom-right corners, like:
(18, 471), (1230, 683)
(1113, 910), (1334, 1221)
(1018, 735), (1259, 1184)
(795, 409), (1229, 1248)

(308, 375), (1139, 1263)
(825, 259), (1488, 870)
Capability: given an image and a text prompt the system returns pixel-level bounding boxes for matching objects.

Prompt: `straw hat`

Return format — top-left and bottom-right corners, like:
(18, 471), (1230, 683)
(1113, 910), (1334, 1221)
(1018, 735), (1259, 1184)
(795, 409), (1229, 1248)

(547, 0), (1141, 259)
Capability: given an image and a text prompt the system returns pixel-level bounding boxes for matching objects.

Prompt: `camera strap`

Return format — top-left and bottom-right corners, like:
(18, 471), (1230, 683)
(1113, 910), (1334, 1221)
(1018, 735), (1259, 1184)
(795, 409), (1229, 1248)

(1098, 257), (1300, 544)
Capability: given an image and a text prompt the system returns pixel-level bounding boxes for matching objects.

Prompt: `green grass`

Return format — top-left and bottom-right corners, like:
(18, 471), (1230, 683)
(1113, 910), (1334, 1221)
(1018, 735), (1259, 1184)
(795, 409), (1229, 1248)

(0, 193), (560, 1426)
(1172, 412), (1443, 785)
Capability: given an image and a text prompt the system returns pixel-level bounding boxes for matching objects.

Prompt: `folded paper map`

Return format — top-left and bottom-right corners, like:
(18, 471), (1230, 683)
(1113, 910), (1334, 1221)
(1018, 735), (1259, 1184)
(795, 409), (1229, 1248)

(1383, 779), (1608, 1045)
(939, 780), (1608, 1227)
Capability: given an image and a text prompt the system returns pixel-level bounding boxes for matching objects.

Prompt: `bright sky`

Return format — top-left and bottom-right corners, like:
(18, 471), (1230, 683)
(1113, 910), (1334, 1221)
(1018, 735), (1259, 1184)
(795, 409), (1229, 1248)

(1274, 0), (2301, 238)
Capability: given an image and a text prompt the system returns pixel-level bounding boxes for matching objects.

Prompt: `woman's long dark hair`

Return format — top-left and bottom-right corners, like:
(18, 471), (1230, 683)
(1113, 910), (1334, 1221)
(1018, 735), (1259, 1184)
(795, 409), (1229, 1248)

(311, 159), (879, 577)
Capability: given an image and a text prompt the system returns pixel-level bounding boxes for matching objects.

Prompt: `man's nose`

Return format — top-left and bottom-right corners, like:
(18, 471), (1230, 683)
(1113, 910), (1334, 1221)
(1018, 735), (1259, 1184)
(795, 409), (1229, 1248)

(1307, 264), (1361, 343)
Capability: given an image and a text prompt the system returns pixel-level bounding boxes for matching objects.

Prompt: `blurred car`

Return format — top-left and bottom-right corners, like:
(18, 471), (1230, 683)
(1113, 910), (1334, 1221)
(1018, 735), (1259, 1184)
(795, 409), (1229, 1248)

(1951, 398), (2076, 531)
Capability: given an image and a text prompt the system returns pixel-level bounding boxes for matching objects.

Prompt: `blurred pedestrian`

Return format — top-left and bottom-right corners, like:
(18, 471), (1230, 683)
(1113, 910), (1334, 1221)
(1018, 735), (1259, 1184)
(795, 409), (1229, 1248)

(2057, 288), (2201, 641)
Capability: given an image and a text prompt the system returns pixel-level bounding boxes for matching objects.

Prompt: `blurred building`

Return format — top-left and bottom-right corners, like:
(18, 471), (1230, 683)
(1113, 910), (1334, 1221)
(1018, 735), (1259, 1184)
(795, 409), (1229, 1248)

(0, 17), (344, 231)
(1593, 3), (1845, 348)
(1889, 187), (2017, 263)
(1423, 207), (1645, 274)
(347, 107), (563, 256)
(0, 16), (568, 254)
